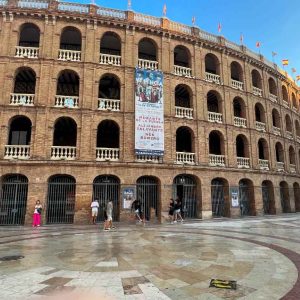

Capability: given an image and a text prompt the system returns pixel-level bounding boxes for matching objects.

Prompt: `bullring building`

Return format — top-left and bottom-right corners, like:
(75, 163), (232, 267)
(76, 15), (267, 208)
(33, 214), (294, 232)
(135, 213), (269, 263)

(0, 0), (299, 225)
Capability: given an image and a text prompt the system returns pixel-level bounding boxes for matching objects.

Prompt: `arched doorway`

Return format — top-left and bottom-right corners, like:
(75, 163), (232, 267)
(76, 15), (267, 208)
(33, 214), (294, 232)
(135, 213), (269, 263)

(173, 175), (199, 219)
(92, 175), (120, 222)
(280, 181), (291, 213)
(293, 183), (300, 212)
(262, 181), (276, 215)
(136, 176), (159, 221)
(46, 175), (76, 224)
(0, 174), (28, 225)
(211, 178), (229, 217)
(239, 179), (255, 216)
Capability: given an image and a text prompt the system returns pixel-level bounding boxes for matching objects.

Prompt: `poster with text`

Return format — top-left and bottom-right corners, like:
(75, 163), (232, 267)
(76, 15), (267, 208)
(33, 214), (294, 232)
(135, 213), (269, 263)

(122, 186), (136, 210)
(135, 68), (164, 156)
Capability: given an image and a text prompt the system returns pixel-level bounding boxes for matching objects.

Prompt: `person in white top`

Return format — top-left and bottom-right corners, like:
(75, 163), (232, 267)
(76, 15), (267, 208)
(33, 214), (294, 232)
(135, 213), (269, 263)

(91, 199), (99, 225)
(32, 200), (42, 227)
(104, 199), (115, 231)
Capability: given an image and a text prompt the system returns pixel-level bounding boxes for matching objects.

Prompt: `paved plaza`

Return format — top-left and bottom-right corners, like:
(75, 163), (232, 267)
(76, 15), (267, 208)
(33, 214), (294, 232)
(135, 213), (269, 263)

(0, 215), (300, 300)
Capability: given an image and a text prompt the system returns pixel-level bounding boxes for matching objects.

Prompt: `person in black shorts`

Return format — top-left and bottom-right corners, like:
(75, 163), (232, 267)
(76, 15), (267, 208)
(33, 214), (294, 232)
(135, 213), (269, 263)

(168, 198), (175, 223)
(131, 199), (145, 224)
(173, 197), (184, 223)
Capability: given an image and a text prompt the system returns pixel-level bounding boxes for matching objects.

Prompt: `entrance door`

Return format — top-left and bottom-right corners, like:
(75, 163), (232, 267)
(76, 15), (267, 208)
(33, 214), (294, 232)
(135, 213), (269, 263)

(262, 184), (270, 214)
(93, 176), (120, 222)
(211, 179), (225, 217)
(173, 175), (197, 219)
(239, 181), (252, 216)
(46, 175), (76, 224)
(0, 174), (28, 225)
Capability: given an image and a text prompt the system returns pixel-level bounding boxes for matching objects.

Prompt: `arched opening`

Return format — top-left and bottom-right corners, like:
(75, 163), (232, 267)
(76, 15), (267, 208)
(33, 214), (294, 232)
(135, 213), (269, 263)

(14, 67), (36, 94)
(8, 116), (31, 145)
(280, 181), (291, 213)
(174, 45), (190, 68)
(258, 138), (268, 160)
(100, 32), (121, 56)
(236, 134), (249, 158)
(205, 53), (220, 75)
(289, 146), (296, 165)
(173, 175), (201, 219)
(209, 131), (224, 155)
(275, 142), (284, 162)
(46, 175), (76, 224)
(282, 85), (289, 103)
(230, 61), (243, 82)
(97, 120), (120, 152)
(269, 77), (277, 96)
(239, 179), (255, 216)
(60, 27), (81, 51)
(175, 84), (191, 108)
(262, 180), (276, 215)
(272, 109), (281, 128)
(18, 23), (40, 47)
(136, 176), (159, 221)
(293, 182), (300, 212)
(292, 93), (297, 109)
(53, 117), (77, 147)
(207, 91), (222, 113)
(92, 175), (120, 222)
(251, 69), (262, 89)
(138, 38), (157, 61)
(176, 127), (193, 152)
(0, 174), (28, 225)
(211, 178), (230, 217)
(295, 120), (300, 137)
(98, 74), (120, 100)
(255, 103), (265, 123)
(233, 97), (246, 118)
(285, 115), (292, 132)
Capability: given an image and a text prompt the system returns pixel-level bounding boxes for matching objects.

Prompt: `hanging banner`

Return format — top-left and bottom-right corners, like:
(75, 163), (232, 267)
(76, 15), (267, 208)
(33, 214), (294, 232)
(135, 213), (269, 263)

(135, 68), (164, 156)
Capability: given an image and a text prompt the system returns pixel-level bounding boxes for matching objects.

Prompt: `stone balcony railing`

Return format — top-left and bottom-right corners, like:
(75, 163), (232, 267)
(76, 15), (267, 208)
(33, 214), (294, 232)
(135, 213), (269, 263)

(253, 87), (262, 97)
(209, 154), (225, 167)
(293, 106), (298, 112)
(10, 93), (34, 106)
(175, 106), (193, 119)
(15, 46), (39, 58)
(99, 53), (121, 66)
(58, 49), (81, 61)
(173, 65), (192, 77)
(138, 59), (158, 70)
(55, 95), (79, 108)
(136, 154), (162, 163)
(208, 112), (223, 123)
(273, 126), (281, 136)
(234, 117), (246, 128)
(283, 100), (289, 108)
(96, 148), (119, 161)
(98, 98), (120, 111)
(4, 145), (30, 159)
(286, 131), (293, 140)
(237, 157), (250, 168)
(18, 0), (49, 9)
(231, 79), (244, 91)
(51, 146), (76, 160)
(255, 121), (266, 132)
(269, 94), (278, 103)
(258, 159), (269, 170)
(290, 164), (297, 174)
(276, 161), (285, 172)
(176, 152), (195, 165)
(205, 72), (221, 85)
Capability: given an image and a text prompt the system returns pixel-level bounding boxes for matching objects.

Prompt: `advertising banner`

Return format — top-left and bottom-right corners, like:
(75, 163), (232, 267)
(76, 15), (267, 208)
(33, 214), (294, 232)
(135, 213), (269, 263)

(135, 68), (164, 156)
(122, 186), (136, 210)
(230, 187), (239, 208)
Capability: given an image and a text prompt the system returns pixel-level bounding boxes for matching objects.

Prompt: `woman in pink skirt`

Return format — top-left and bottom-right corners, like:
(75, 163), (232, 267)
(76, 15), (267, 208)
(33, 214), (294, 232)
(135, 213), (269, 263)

(32, 200), (42, 227)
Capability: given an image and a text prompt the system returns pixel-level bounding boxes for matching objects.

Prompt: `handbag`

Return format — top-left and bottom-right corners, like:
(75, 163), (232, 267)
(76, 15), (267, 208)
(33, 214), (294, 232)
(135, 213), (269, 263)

(37, 208), (42, 214)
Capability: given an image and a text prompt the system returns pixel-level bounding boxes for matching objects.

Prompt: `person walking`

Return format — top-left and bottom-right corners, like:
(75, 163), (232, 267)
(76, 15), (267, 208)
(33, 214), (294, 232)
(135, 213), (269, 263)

(32, 200), (42, 227)
(104, 199), (115, 231)
(131, 199), (144, 224)
(168, 198), (175, 223)
(173, 198), (184, 223)
(91, 199), (99, 225)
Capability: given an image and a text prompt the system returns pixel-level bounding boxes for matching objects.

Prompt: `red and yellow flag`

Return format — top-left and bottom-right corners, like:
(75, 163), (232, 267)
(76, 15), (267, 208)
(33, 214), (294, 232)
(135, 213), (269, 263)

(296, 75), (300, 81)
(282, 59), (289, 66)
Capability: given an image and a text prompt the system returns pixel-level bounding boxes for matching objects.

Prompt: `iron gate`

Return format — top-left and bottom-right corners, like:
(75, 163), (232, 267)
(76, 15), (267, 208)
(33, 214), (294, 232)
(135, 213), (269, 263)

(0, 174), (28, 225)
(211, 180), (225, 217)
(239, 184), (251, 216)
(136, 177), (159, 221)
(173, 175), (197, 219)
(46, 175), (76, 224)
(93, 176), (120, 222)
(262, 183), (273, 214)
(280, 186), (290, 213)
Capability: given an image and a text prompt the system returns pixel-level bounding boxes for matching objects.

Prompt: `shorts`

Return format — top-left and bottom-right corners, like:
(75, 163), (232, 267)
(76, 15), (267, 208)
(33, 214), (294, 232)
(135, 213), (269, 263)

(135, 209), (140, 214)
(107, 214), (112, 221)
(174, 209), (180, 214)
(92, 208), (98, 217)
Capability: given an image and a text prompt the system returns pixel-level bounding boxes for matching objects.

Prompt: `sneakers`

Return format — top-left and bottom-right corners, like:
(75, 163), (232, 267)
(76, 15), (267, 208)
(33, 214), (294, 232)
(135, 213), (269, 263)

(104, 228), (110, 231)
(173, 220), (177, 224)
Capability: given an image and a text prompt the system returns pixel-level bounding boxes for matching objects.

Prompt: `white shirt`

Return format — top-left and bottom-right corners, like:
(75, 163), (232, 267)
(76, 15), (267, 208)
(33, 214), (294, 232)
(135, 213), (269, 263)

(91, 201), (99, 209)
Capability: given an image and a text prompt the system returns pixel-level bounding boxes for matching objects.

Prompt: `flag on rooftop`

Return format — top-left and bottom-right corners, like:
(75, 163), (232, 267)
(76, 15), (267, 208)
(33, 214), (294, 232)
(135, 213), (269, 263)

(163, 4), (167, 17)
(296, 75), (300, 81)
(282, 59), (289, 66)
(192, 16), (196, 26)
(240, 33), (244, 45)
(272, 51), (277, 57)
(256, 41), (261, 48)
(218, 22), (222, 33)
(127, 0), (132, 10)
(292, 68), (296, 73)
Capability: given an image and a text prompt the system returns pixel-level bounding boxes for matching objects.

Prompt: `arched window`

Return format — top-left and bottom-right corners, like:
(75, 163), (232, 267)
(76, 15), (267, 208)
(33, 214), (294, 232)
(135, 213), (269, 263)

(233, 97), (246, 118)
(175, 84), (191, 108)
(230, 61), (243, 82)
(174, 45), (190, 68)
(8, 116), (32, 145)
(209, 131), (224, 155)
(13, 67), (36, 95)
(138, 38), (157, 61)
(272, 109), (280, 128)
(176, 127), (193, 153)
(53, 117), (77, 147)
(98, 74), (120, 100)
(251, 69), (262, 89)
(295, 120), (300, 137)
(205, 53), (220, 75)
(289, 146), (296, 165)
(18, 23), (40, 48)
(285, 115), (292, 132)
(268, 78), (277, 96)
(60, 27), (81, 51)
(282, 85), (289, 103)
(258, 138), (269, 160)
(236, 134), (249, 158)
(292, 93), (297, 109)
(207, 91), (222, 115)
(254, 103), (265, 123)
(275, 142), (284, 162)
(100, 32), (121, 56)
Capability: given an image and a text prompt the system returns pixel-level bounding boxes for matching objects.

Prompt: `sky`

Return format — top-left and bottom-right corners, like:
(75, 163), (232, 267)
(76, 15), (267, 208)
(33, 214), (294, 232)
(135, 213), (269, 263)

(77, 0), (299, 80)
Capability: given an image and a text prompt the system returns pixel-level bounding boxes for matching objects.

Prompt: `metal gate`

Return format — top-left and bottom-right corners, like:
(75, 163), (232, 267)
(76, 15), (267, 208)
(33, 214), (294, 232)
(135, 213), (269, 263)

(136, 177), (159, 221)
(280, 185), (290, 213)
(0, 174), (28, 225)
(173, 175), (197, 219)
(93, 176), (120, 222)
(46, 175), (76, 224)
(262, 183), (273, 214)
(239, 184), (251, 216)
(211, 180), (225, 217)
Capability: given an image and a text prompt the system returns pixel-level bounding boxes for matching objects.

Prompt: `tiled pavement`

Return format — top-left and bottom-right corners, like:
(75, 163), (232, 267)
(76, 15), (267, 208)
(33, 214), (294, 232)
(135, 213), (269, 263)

(0, 215), (300, 299)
